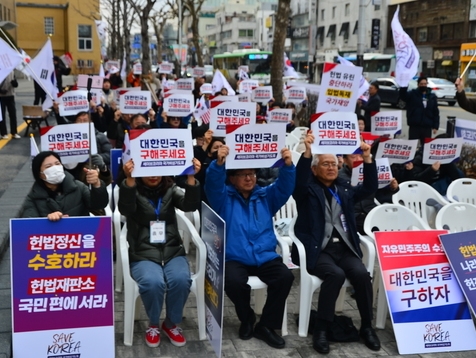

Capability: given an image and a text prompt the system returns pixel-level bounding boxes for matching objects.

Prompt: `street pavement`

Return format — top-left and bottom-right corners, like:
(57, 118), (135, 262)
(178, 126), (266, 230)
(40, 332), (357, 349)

(0, 79), (475, 357)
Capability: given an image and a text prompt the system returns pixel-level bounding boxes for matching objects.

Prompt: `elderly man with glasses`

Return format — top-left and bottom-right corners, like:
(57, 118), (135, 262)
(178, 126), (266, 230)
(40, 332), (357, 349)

(292, 130), (380, 354)
(205, 145), (295, 349)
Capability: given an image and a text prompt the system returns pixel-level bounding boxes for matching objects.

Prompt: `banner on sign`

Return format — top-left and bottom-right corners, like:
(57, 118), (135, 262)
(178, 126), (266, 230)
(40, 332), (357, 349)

(285, 86), (307, 103)
(133, 62), (142, 74)
(192, 67), (205, 78)
(77, 75), (104, 89)
(114, 87), (141, 104)
(201, 203), (226, 358)
(158, 63), (174, 74)
(361, 132), (380, 146)
(119, 91), (151, 114)
(226, 124), (286, 169)
(239, 80), (259, 94)
(371, 110), (402, 136)
(351, 158), (392, 188)
(375, 138), (418, 164)
(252, 86), (273, 103)
(40, 123), (98, 164)
(11, 216), (114, 358)
(237, 93), (251, 102)
(267, 108), (293, 124)
(375, 230), (476, 355)
(310, 112), (360, 155)
(176, 78), (194, 92)
(422, 138), (463, 165)
(163, 94), (194, 117)
(58, 90), (89, 116)
(129, 128), (194, 177)
(210, 101), (256, 137)
(316, 62), (362, 113)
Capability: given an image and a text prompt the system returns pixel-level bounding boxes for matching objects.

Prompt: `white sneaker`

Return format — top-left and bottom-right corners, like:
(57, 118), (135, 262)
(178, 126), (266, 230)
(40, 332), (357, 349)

(1, 135), (8, 139)
(12, 134), (21, 139)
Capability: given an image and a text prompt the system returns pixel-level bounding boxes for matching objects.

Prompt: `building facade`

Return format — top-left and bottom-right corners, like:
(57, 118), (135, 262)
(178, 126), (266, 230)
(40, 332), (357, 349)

(0, 0), (17, 42)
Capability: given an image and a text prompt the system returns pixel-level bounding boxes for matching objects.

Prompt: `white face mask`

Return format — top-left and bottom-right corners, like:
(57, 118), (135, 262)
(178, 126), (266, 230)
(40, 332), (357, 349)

(42, 165), (65, 185)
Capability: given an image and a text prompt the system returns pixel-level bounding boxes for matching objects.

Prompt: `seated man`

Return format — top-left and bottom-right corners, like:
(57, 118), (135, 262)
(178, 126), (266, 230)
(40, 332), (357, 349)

(205, 145), (295, 349)
(292, 130), (380, 354)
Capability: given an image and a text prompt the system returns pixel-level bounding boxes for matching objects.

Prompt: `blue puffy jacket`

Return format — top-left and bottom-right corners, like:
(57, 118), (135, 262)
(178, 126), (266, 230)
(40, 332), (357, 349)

(205, 160), (296, 266)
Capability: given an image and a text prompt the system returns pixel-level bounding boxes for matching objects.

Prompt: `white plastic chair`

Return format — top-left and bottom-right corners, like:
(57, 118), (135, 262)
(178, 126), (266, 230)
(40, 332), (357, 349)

(392, 180), (449, 228)
(121, 209), (207, 346)
(446, 178), (476, 204)
(435, 202), (476, 232)
(363, 204), (431, 329)
(273, 196), (297, 264)
(285, 133), (300, 151)
(289, 216), (376, 337)
(113, 185), (126, 292)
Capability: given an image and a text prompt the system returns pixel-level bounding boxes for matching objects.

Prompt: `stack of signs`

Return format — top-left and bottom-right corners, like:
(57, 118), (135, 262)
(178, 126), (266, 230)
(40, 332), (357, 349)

(422, 137), (464, 165)
(119, 91), (152, 114)
(371, 110), (402, 136)
(163, 94), (194, 117)
(375, 138), (418, 164)
(210, 101), (256, 137)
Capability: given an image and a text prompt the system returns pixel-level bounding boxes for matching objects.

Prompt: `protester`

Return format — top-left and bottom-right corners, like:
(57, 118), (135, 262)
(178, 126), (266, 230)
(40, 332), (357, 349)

(108, 66), (123, 89)
(23, 151), (108, 220)
(0, 72), (19, 139)
(33, 80), (46, 105)
(118, 157), (201, 348)
(292, 130), (380, 354)
(205, 145), (295, 349)
(358, 82), (381, 132)
(53, 56), (71, 92)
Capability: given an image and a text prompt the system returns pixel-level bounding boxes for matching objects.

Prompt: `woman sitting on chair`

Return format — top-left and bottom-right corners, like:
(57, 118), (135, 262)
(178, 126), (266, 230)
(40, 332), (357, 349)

(118, 158), (201, 348)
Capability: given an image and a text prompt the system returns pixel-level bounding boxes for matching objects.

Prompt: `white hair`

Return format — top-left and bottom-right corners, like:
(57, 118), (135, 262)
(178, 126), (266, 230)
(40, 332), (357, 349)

(311, 154), (338, 167)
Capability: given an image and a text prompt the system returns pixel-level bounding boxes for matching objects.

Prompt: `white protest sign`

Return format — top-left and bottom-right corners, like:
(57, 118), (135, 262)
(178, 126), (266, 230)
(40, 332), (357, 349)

(371, 110), (402, 136)
(58, 90), (89, 116)
(176, 78), (194, 92)
(316, 62), (362, 113)
(40, 123), (98, 164)
(226, 124), (286, 169)
(285, 86), (306, 103)
(163, 94), (195, 117)
(200, 83), (213, 94)
(237, 93), (251, 102)
(105, 60), (120, 72)
(210, 101), (256, 137)
(351, 158), (393, 188)
(267, 108), (293, 124)
(77, 75), (104, 89)
(211, 95), (238, 102)
(119, 90), (151, 114)
(375, 138), (418, 164)
(455, 118), (476, 146)
(163, 89), (193, 97)
(129, 128), (194, 177)
(239, 80), (259, 94)
(310, 112), (360, 155)
(114, 87), (141, 103)
(90, 88), (105, 105)
(422, 137), (464, 165)
(164, 80), (177, 90)
(133, 62), (142, 74)
(252, 86), (273, 103)
(192, 67), (205, 78)
(158, 62), (174, 74)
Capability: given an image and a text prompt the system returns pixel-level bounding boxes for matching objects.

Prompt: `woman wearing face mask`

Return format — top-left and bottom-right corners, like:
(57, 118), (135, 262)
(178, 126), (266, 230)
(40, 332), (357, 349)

(23, 151), (109, 221)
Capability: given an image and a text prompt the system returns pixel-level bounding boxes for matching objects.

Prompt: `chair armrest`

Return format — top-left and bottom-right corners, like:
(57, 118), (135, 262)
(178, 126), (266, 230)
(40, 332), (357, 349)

(359, 234), (376, 276)
(288, 217), (307, 272)
(276, 235), (290, 265)
(119, 224), (132, 280)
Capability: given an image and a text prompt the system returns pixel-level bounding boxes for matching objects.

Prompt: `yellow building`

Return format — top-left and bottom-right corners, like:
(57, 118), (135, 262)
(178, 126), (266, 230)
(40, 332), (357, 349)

(0, 0), (18, 42)
(16, 0), (102, 74)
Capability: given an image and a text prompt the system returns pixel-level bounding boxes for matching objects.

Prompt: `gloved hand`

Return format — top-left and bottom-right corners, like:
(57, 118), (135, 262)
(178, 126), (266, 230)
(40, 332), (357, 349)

(91, 154), (106, 171)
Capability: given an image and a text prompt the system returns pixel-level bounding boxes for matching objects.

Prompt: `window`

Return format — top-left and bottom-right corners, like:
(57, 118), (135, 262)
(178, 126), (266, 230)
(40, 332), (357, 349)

(327, 24), (336, 42)
(321, 9), (325, 21)
(374, 4), (380, 11)
(428, 26), (438, 41)
(222, 30), (232, 39)
(345, 4), (350, 16)
(339, 22), (350, 41)
(7, 8), (10, 20)
(418, 27), (427, 42)
(470, 21), (476, 38)
(317, 26), (325, 47)
(238, 29), (254, 37)
(78, 25), (92, 50)
(454, 23), (464, 40)
(332, 7), (336, 19)
(441, 24), (454, 40)
(44, 17), (54, 35)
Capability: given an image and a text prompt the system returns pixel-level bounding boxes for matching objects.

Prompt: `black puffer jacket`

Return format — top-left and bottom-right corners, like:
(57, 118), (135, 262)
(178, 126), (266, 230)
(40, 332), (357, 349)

(400, 87), (439, 129)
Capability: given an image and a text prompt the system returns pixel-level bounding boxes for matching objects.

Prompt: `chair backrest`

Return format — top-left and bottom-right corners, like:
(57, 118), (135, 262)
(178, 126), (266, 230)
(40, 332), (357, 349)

(392, 180), (449, 227)
(446, 178), (476, 205)
(285, 133), (300, 151)
(364, 204), (431, 240)
(22, 105), (45, 118)
(435, 202), (476, 233)
(290, 126), (308, 139)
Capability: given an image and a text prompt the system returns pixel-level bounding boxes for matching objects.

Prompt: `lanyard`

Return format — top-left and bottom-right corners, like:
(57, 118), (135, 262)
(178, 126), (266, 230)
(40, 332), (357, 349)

(327, 187), (341, 206)
(148, 198), (162, 220)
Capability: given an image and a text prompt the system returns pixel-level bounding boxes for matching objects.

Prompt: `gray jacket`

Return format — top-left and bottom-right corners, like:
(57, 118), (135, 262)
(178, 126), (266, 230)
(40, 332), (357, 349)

(0, 73), (16, 97)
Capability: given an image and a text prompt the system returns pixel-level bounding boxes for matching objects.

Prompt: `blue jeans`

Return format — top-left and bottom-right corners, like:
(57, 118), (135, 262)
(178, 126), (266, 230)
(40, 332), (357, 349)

(130, 256), (191, 325)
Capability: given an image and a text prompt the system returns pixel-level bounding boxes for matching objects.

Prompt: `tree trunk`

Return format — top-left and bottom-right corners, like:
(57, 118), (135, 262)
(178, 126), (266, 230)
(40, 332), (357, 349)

(122, 0), (131, 73)
(270, 0), (291, 104)
(140, 13), (151, 74)
(191, 16), (203, 67)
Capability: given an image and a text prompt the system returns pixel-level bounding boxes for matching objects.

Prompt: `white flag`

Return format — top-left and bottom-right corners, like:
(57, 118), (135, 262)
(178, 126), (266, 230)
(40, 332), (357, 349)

(30, 135), (39, 161)
(391, 5), (420, 87)
(0, 38), (23, 84)
(26, 39), (58, 110)
(283, 52), (299, 77)
(338, 55), (370, 101)
(211, 70), (236, 95)
(99, 63), (105, 77)
(120, 53), (127, 79)
(15, 49), (32, 78)
(238, 68), (249, 80)
(122, 131), (131, 164)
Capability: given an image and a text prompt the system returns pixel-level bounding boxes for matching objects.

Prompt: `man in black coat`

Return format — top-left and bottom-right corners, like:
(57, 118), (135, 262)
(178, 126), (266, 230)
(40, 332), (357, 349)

(358, 82), (381, 132)
(292, 130), (380, 354)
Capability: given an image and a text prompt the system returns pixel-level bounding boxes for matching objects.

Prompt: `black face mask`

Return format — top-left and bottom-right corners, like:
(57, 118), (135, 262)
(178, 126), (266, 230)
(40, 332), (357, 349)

(419, 86), (427, 92)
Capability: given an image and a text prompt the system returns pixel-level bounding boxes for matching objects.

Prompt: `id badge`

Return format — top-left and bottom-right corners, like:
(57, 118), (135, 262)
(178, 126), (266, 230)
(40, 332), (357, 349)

(340, 213), (348, 232)
(150, 221), (166, 244)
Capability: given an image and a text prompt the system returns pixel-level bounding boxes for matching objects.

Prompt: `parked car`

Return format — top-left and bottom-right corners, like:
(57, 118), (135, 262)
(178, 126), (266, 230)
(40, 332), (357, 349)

(204, 65), (214, 77)
(373, 77), (406, 109)
(407, 77), (456, 106)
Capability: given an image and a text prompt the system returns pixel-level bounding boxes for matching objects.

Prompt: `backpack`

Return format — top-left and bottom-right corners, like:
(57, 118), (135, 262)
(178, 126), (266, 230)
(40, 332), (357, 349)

(299, 309), (360, 342)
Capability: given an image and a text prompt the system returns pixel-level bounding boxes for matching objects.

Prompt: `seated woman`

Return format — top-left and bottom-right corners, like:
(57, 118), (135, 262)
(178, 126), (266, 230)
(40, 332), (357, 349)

(118, 158), (201, 348)
(23, 151), (109, 220)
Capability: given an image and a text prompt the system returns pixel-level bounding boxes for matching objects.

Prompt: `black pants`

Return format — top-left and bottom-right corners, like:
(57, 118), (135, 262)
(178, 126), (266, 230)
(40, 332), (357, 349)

(0, 96), (18, 135)
(310, 242), (373, 325)
(409, 125), (432, 147)
(225, 258), (294, 330)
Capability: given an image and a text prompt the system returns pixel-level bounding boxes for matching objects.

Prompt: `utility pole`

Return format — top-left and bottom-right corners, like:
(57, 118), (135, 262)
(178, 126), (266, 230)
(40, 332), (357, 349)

(178, 0), (182, 73)
(357, 0), (366, 67)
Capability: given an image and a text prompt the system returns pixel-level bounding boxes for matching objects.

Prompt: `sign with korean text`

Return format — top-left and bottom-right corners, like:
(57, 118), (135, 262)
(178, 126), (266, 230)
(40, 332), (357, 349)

(310, 112), (360, 155)
(211, 95), (238, 103)
(251, 86), (273, 103)
(285, 86), (306, 103)
(164, 80), (177, 90)
(239, 80), (259, 94)
(40, 123), (98, 165)
(237, 93), (251, 102)
(114, 87), (141, 104)
(422, 138), (463, 165)
(316, 62), (362, 113)
(176, 78), (194, 92)
(351, 157), (392, 189)
(200, 83), (213, 94)
(455, 118), (476, 146)
(133, 62), (142, 74)
(77, 75), (103, 89)
(201, 203), (226, 358)
(375, 138), (418, 164)
(90, 88), (105, 105)
(158, 62), (174, 74)
(375, 230), (476, 355)
(105, 60), (119, 72)
(267, 108), (293, 124)
(210, 101), (256, 137)
(226, 123), (286, 169)
(129, 128), (194, 177)
(119, 90), (151, 114)
(192, 67), (205, 78)
(439, 230), (476, 317)
(11, 217), (114, 358)
(371, 110), (402, 136)
(163, 94), (194, 117)
(361, 132), (380, 146)
(58, 90), (89, 116)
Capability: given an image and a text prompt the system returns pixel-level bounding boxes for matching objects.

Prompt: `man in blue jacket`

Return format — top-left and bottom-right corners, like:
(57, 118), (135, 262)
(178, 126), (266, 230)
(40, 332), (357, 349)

(205, 145), (295, 349)
(292, 130), (380, 354)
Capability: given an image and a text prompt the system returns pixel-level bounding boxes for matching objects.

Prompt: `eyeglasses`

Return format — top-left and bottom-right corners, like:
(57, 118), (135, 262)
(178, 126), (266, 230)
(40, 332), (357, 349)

(319, 162), (338, 168)
(235, 173), (256, 179)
